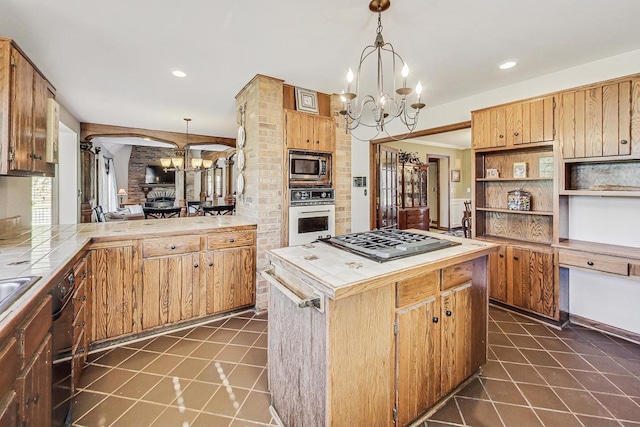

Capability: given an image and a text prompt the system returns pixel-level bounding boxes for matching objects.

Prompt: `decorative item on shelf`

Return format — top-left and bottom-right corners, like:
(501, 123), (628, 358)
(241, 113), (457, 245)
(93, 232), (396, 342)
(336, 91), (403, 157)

(294, 87), (319, 114)
(237, 102), (246, 148)
(398, 150), (424, 165)
(507, 188), (531, 211)
(237, 173), (245, 196)
(486, 168), (499, 179)
(160, 119), (215, 172)
(451, 170), (461, 182)
(117, 188), (127, 206)
(539, 157), (553, 178)
(513, 162), (528, 178)
(338, 0), (425, 141)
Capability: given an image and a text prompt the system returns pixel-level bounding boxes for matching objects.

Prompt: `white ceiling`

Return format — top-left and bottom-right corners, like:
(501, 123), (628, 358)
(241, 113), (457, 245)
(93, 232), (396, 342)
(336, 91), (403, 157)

(2, 0), (640, 146)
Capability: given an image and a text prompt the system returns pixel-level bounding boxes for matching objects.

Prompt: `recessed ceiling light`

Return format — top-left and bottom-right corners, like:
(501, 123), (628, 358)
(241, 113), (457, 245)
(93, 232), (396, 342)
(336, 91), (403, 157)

(499, 61), (517, 70)
(172, 70), (187, 78)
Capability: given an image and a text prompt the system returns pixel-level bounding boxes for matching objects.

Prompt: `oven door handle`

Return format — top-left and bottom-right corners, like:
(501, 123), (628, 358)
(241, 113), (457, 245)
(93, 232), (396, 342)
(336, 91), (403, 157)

(261, 268), (323, 311)
(296, 209), (332, 216)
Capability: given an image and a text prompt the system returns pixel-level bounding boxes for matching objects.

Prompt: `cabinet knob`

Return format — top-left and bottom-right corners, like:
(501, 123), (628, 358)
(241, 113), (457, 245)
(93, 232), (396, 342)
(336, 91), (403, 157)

(78, 347), (86, 354)
(194, 263), (199, 268)
(513, 256), (519, 260)
(499, 254), (504, 258)
(306, 139), (310, 143)
(432, 317), (439, 323)
(229, 238), (235, 243)
(514, 132), (519, 136)
(208, 262), (214, 267)
(445, 310), (452, 317)
(316, 140), (320, 144)
(587, 261), (594, 266)
(621, 140), (628, 145)
(81, 321), (85, 327)
(499, 134), (504, 139)
(170, 245), (176, 250)
(78, 295), (86, 302)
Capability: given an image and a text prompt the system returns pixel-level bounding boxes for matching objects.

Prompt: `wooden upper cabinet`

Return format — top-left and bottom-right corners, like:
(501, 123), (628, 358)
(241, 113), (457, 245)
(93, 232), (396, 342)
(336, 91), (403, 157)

(285, 109), (334, 152)
(560, 79), (636, 159)
(472, 96), (555, 149)
(0, 38), (55, 176)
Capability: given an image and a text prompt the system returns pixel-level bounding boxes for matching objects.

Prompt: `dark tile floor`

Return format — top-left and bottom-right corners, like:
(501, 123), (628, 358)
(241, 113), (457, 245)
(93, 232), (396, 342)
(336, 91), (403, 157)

(425, 308), (640, 427)
(72, 306), (640, 427)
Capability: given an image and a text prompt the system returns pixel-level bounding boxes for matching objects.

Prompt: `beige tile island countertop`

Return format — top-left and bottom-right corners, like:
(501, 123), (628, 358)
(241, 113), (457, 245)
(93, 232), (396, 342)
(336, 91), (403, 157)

(265, 231), (498, 300)
(0, 216), (257, 327)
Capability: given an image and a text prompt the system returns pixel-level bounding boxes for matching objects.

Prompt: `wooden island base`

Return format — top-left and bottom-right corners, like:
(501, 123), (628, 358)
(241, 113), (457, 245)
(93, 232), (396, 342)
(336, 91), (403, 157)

(263, 233), (497, 426)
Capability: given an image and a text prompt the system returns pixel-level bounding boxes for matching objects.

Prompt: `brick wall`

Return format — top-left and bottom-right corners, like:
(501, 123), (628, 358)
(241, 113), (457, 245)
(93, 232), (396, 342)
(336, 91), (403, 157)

(236, 75), (285, 311)
(331, 94), (352, 236)
(128, 146), (178, 203)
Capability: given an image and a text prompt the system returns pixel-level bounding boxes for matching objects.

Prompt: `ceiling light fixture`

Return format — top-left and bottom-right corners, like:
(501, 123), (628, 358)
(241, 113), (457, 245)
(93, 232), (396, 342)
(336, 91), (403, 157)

(499, 61), (517, 70)
(339, 0), (425, 141)
(172, 70), (187, 78)
(161, 119), (214, 172)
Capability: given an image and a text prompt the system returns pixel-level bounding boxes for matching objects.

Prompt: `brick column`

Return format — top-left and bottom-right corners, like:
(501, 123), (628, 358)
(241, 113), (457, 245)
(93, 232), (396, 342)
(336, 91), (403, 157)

(235, 75), (285, 312)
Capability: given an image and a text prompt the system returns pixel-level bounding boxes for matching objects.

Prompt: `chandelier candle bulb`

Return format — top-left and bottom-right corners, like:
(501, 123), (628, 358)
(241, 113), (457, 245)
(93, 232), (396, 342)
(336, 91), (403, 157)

(402, 63), (409, 88)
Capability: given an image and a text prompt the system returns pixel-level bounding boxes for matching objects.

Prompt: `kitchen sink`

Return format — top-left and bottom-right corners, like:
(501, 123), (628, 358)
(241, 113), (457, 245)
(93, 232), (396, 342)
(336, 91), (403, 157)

(0, 276), (41, 313)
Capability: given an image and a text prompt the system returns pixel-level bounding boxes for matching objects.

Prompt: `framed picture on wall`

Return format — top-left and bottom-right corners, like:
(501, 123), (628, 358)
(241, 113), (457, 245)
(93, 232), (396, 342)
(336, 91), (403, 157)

(451, 170), (461, 182)
(294, 87), (319, 114)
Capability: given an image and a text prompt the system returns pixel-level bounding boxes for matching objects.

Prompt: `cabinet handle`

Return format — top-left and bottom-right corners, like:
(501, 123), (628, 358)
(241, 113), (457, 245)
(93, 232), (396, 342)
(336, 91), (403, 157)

(587, 261), (594, 266)
(194, 263), (199, 268)
(208, 262), (214, 267)
(78, 296), (86, 302)
(78, 347), (86, 354)
(445, 310), (452, 317)
(513, 256), (519, 260)
(26, 394), (39, 405)
(170, 245), (176, 250)
(432, 317), (439, 323)
(621, 140), (628, 145)
(499, 254), (504, 258)
(229, 238), (235, 243)
(81, 321), (85, 327)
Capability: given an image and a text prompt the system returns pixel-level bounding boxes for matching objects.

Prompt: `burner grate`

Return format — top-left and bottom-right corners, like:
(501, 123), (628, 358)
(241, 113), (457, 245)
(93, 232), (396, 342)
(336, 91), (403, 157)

(320, 229), (460, 262)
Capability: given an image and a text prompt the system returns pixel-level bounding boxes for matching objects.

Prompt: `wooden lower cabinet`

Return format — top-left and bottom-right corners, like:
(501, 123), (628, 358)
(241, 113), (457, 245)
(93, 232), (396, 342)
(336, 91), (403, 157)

(489, 243), (556, 319)
(206, 246), (256, 314)
(396, 281), (476, 426)
(90, 228), (256, 344)
(398, 207), (430, 231)
(90, 242), (141, 342)
(0, 391), (18, 427)
(16, 334), (52, 427)
(141, 253), (205, 329)
(396, 298), (440, 426)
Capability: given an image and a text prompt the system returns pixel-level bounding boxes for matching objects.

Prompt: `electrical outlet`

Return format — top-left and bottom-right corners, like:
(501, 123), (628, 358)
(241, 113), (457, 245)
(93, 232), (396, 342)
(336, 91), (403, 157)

(467, 187), (471, 193)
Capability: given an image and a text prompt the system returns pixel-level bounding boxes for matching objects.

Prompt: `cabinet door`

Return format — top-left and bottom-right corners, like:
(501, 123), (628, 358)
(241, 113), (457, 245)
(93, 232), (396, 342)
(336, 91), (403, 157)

(509, 246), (556, 319)
(9, 48), (34, 172)
(205, 246), (255, 314)
(440, 283), (473, 395)
(91, 244), (140, 341)
(314, 116), (334, 152)
(506, 103), (523, 146)
(490, 106), (508, 148)
(488, 245), (507, 302)
(17, 334), (51, 427)
(520, 96), (555, 144)
(472, 109), (493, 149)
(285, 110), (304, 150)
(395, 298), (440, 426)
(31, 74), (49, 173)
(0, 391), (18, 427)
(560, 82), (631, 159)
(141, 253), (204, 329)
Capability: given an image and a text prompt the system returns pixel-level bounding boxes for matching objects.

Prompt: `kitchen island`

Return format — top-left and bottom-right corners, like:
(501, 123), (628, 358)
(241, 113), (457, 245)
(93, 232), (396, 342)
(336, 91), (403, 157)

(263, 231), (497, 427)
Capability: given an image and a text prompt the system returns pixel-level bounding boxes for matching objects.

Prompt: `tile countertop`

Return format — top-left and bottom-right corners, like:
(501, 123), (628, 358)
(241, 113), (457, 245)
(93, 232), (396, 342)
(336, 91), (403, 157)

(0, 216), (257, 326)
(266, 231), (499, 300)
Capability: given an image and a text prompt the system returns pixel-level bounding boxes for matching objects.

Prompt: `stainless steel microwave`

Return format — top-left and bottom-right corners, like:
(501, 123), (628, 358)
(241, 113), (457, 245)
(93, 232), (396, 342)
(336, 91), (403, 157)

(289, 150), (331, 186)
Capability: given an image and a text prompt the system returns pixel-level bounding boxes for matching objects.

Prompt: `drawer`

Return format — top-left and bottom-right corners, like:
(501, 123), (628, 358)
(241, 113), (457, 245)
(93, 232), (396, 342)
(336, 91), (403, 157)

(559, 250), (629, 276)
(0, 338), (17, 397)
(396, 270), (439, 308)
(406, 210), (427, 219)
(72, 330), (87, 388)
(143, 235), (202, 258)
(16, 295), (52, 368)
(73, 280), (86, 320)
(442, 261), (473, 290)
(208, 230), (256, 250)
(73, 305), (85, 345)
(74, 255), (88, 281)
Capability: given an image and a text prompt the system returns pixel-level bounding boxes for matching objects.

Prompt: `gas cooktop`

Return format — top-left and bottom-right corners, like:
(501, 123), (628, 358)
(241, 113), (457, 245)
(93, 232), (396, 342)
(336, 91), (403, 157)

(319, 229), (460, 262)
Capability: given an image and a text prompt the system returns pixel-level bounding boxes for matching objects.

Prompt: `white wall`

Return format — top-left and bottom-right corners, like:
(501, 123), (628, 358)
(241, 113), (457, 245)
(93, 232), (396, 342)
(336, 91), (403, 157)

(350, 47), (640, 334)
(57, 123), (79, 224)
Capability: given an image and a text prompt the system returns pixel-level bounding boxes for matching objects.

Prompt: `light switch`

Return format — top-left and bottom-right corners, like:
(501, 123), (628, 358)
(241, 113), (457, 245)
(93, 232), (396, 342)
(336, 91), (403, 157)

(467, 187), (471, 193)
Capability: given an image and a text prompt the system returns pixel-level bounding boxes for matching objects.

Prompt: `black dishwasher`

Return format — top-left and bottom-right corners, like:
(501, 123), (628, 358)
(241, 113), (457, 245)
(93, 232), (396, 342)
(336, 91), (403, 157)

(51, 269), (75, 427)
